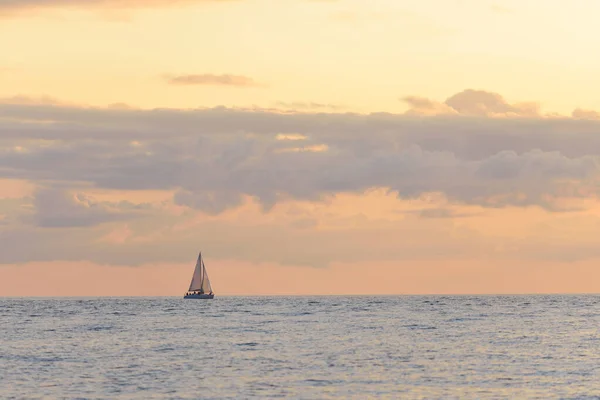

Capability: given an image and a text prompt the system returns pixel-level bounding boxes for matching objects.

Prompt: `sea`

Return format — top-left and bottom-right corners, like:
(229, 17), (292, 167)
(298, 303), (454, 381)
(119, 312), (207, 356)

(1, 296), (599, 399)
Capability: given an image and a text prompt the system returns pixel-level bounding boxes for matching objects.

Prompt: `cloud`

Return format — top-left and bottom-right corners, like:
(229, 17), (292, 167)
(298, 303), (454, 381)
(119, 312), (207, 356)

(0, 95), (77, 106)
(4, 89), (600, 269)
(2, 90), (600, 217)
(414, 207), (479, 219)
(173, 189), (244, 215)
(403, 89), (540, 117)
(0, 195), (495, 266)
(0, 0), (232, 14)
(5, 189), (600, 268)
(26, 187), (150, 228)
(403, 96), (457, 116)
(572, 108), (600, 120)
(274, 101), (344, 111)
(164, 73), (263, 88)
(445, 90), (540, 117)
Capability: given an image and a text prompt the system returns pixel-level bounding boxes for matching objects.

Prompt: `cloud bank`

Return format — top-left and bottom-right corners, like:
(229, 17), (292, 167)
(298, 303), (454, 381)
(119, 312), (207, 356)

(2, 90), (600, 213)
(3, 89), (600, 266)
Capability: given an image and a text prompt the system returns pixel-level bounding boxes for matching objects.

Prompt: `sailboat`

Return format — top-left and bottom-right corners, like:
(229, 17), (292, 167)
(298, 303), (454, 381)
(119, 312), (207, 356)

(183, 251), (215, 299)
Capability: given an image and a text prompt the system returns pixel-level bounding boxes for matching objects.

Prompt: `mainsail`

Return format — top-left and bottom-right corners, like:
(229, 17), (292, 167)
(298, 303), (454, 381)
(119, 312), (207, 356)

(188, 252), (213, 293)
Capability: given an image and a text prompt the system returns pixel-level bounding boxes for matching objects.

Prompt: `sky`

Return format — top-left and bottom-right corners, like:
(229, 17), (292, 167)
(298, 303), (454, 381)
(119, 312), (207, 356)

(2, 0), (600, 296)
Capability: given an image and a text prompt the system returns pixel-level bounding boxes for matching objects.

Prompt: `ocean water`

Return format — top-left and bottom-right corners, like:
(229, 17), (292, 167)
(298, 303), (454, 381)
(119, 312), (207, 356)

(1, 296), (599, 399)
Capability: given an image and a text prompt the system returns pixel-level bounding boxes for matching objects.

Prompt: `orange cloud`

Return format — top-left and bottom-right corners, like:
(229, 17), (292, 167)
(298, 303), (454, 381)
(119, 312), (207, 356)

(572, 108), (600, 120)
(164, 74), (263, 87)
(0, 0), (233, 12)
(402, 89), (540, 118)
(0, 179), (35, 199)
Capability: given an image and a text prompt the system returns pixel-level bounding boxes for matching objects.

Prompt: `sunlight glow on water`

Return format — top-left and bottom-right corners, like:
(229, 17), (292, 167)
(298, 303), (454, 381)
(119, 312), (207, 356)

(1, 296), (599, 399)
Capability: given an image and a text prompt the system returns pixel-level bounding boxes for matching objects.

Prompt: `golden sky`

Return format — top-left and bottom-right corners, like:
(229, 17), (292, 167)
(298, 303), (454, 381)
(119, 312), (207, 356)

(2, 0), (600, 295)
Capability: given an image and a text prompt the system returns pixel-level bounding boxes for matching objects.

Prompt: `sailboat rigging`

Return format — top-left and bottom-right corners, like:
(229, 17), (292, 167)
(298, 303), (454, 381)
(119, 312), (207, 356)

(183, 251), (215, 299)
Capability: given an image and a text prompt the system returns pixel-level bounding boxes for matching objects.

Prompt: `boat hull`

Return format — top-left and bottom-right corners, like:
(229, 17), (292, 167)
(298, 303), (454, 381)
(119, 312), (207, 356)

(184, 293), (214, 299)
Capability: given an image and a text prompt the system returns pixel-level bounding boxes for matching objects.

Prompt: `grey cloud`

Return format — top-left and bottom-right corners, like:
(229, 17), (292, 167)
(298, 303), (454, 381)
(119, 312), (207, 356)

(2, 92), (600, 214)
(174, 189), (244, 215)
(0, 197), (30, 227)
(3, 100), (600, 159)
(26, 187), (148, 228)
(415, 208), (479, 219)
(164, 74), (262, 87)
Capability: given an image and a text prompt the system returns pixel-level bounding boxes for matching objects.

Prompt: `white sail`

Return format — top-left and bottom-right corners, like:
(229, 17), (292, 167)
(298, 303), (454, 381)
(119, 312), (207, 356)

(200, 258), (213, 294)
(188, 252), (203, 291)
(188, 252), (213, 294)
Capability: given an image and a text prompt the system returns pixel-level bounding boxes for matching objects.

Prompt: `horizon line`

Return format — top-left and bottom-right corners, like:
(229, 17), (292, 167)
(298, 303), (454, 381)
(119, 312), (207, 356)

(3, 292), (599, 298)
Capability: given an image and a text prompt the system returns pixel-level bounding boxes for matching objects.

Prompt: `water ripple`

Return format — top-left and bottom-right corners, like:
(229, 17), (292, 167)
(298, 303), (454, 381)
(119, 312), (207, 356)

(0, 295), (599, 398)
